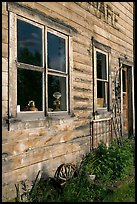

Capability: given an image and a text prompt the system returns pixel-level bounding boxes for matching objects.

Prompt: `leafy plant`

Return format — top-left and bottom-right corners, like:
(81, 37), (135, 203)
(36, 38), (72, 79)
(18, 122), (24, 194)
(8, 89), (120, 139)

(15, 138), (134, 202)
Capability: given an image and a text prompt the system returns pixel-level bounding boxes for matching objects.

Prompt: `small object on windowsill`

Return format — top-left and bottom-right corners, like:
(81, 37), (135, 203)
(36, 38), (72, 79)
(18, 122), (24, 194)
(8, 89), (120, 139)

(48, 108), (53, 112)
(24, 100), (38, 111)
(97, 98), (104, 107)
(17, 105), (20, 112)
(53, 92), (61, 111)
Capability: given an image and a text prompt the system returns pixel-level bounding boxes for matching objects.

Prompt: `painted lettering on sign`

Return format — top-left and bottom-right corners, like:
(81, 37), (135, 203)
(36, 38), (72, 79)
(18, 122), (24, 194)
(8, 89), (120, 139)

(88, 2), (119, 29)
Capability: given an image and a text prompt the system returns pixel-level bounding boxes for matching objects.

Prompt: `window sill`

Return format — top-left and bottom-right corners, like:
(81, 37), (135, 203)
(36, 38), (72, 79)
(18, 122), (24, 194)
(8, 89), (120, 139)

(94, 109), (112, 120)
(7, 112), (76, 131)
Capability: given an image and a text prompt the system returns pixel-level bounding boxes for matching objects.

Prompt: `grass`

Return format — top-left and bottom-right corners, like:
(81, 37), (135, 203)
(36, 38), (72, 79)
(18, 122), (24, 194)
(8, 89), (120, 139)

(103, 175), (135, 202)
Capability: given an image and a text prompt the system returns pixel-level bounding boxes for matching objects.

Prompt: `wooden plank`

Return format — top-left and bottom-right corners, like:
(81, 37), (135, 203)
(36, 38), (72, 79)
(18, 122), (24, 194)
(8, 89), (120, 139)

(37, 2), (93, 30)
(73, 41), (92, 57)
(74, 62), (92, 74)
(2, 14), (8, 29)
(36, 2), (94, 39)
(94, 33), (133, 58)
(38, 1), (131, 42)
(2, 85), (8, 101)
(94, 25), (133, 50)
(127, 2), (134, 8)
(2, 71), (8, 86)
(73, 51), (91, 66)
(73, 90), (93, 100)
(120, 2), (133, 14)
(2, 43), (8, 58)
(2, 57), (8, 72)
(111, 2), (133, 20)
(75, 2), (133, 40)
(3, 137), (89, 173)
(2, 28), (8, 44)
(2, 101), (8, 118)
(110, 2), (133, 28)
(2, 2), (8, 15)
(7, 2), (133, 48)
(74, 71), (92, 84)
(73, 79), (92, 92)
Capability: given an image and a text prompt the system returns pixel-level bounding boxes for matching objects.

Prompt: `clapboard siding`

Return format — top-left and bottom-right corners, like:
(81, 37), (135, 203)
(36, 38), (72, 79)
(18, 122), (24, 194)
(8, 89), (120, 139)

(2, 14), (8, 29)
(111, 2), (133, 20)
(75, 2), (133, 40)
(2, 2), (8, 15)
(2, 2), (134, 201)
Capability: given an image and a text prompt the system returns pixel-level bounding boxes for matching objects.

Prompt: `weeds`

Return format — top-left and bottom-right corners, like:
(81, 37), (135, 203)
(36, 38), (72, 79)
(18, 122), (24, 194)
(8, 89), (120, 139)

(15, 137), (134, 202)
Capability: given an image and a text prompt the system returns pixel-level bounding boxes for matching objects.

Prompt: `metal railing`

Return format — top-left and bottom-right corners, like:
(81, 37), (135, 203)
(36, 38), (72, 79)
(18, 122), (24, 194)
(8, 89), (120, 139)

(90, 117), (113, 151)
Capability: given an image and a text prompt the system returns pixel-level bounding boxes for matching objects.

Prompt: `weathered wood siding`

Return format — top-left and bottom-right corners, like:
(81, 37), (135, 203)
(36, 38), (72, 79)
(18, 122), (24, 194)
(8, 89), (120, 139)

(2, 2), (134, 201)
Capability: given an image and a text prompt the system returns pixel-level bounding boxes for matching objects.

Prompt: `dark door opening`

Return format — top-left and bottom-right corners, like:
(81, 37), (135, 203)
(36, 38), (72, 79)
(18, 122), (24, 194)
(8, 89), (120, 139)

(122, 64), (133, 137)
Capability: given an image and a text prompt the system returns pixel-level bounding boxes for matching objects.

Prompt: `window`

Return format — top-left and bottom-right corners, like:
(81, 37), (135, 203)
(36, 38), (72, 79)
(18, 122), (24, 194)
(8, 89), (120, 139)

(17, 18), (44, 112)
(47, 31), (68, 112)
(94, 48), (109, 110)
(16, 17), (69, 115)
(122, 69), (126, 93)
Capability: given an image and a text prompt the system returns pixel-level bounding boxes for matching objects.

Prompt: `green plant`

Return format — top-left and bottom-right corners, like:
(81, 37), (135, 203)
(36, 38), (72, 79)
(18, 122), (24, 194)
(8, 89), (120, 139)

(30, 178), (60, 202)
(15, 170), (42, 202)
(16, 138), (134, 202)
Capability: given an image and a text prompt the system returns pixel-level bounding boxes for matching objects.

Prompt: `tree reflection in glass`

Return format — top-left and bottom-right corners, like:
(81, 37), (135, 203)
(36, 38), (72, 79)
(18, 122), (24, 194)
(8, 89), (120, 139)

(47, 32), (66, 72)
(17, 19), (43, 66)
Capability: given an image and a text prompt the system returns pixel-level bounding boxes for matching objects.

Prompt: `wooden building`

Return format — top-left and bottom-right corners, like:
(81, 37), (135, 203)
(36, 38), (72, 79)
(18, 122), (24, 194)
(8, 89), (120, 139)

(2, 2), (135, 201)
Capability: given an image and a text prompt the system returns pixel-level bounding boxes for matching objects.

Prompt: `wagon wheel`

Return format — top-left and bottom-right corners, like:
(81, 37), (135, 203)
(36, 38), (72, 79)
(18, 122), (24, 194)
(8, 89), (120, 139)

(54, 163), (77, 186)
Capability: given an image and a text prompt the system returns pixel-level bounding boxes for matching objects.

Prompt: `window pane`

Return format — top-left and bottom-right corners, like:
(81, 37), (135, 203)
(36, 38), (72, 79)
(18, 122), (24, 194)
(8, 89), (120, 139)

(97, 80), (108, 108)
(97, 51), (107, 80)
(17, 19), (43, 66)
(122, 70), (126, 92)
(17, 69), (43, 111)
(47, 32), (66, 72)
(48, 75), (67, 111)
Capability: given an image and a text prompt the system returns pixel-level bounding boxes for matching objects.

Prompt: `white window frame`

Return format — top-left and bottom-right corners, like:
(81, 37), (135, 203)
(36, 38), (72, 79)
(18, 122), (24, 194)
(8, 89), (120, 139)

(9, 11), (71, 120)
(94, 47), (109, 111)
(46, 28), (69, 114)
(16, 16), (45, 114)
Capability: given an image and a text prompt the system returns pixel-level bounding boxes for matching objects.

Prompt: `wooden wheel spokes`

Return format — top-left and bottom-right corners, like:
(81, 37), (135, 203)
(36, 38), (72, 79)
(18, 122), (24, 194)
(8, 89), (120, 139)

(54, 163), (77, 186)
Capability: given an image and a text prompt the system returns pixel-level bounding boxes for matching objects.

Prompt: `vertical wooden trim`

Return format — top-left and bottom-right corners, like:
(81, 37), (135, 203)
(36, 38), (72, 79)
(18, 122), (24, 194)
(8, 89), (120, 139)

(44, 25), (47, 116)
(108, 53), (112, 111)
(9, 12), (17, 117)
(94, 47), (97, 112)
(68, 36), (74, 114)
(132, 65), (135, 136)
(45, 26), (48, 115)
(120, 66), (124, 135)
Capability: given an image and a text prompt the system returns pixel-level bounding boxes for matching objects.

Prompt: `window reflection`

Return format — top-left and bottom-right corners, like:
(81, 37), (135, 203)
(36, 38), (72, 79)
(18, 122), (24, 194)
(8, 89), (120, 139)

(97, 81), (108, 108)
(48, 75), (67, 111)
(97, 52), (107, 80)
(17, 69), (43, 111)
(17, 19), (43, 66)
(122, 70), (126, 92)
(47, 32), (66, 72)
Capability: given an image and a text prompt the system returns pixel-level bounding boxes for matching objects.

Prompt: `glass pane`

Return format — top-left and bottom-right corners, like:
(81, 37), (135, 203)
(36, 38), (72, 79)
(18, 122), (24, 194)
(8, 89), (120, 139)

(48, 75), (67, 111)
(97, 80), (108, 108)
(17, 69), (43, 111)
(17, 19), (43, 66)
(122, 70), (126, 92)
(47, 32), (66, 72)
(97, 51), (107, 80)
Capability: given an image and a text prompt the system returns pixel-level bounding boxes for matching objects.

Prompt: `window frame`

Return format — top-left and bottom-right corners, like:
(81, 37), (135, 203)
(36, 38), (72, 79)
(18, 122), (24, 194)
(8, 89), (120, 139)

(94, 47), (109, 112)
(9, 11), (72, 120)
(46, 28), (69, 114)
(16, 16), (45, 114)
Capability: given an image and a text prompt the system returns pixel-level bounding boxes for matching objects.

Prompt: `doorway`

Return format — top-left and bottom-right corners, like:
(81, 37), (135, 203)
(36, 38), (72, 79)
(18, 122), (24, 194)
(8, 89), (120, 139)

(121, 64), (133, 137)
